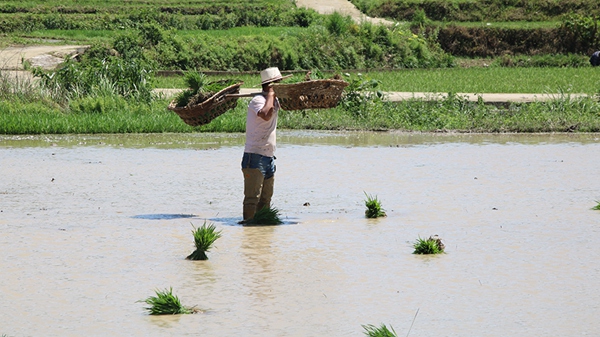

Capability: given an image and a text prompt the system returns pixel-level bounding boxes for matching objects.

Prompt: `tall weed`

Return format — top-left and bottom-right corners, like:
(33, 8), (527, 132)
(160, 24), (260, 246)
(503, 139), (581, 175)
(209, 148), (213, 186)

(33, 30), (156, 103)
(341, 72), (385, 116)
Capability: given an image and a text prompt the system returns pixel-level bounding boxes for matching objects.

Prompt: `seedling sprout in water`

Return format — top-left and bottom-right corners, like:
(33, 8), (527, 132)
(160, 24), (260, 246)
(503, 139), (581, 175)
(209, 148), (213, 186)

(140, 287), (197, 315)
(592, 200), (600, 210)
(364, 192), (386, 218)
(245, 205), (283, 226)
(413, 235), (445, 255)
(362, 323), (398, 337)
(186, 221), (222, 260)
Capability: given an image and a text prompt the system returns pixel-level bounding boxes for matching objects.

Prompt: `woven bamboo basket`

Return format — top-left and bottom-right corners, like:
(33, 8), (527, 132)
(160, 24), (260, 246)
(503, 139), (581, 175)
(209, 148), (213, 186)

(272, 79), (349, 111)
(167, 81), (243, 126)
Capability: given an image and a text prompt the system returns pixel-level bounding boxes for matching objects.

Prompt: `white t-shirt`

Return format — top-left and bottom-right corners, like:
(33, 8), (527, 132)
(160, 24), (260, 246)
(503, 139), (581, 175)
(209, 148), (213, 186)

(244, 94), (279, 157)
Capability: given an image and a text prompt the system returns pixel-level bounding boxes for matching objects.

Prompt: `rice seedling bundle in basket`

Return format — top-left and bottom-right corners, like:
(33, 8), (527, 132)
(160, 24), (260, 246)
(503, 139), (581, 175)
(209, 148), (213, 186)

(168, 72), (243, 126)
(272, 73), (349, 111)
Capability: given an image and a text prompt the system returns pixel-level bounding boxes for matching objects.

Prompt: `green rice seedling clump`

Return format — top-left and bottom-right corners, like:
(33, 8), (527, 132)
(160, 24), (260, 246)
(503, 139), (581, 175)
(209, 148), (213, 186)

(141, 287), (195, 315)
(245, 206), (283, 225)
(362, 323), (398, 337)
(413, 235), (445, 255)
(175, 72), (239, 108)
(186, 221), (222, 260)
(364, 192), (386, 218)
(592, 200), (600, 210)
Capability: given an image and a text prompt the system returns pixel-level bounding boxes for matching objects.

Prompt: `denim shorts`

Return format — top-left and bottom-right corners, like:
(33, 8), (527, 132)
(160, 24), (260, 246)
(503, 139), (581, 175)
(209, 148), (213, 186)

(241, 152), (276, 179)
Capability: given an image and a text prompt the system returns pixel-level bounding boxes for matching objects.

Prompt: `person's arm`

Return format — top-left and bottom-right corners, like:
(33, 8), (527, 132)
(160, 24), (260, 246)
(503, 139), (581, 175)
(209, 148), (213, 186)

(257, 86), (276, 121)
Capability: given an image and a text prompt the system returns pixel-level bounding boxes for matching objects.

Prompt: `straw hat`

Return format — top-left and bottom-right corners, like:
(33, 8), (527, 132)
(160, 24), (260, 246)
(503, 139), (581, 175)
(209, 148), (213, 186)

(260, 67), (292, 85)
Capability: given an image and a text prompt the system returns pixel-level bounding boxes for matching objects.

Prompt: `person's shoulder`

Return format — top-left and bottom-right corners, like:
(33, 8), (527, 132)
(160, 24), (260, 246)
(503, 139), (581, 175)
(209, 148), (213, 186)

(248, 93), (266, 112)
(250, 94), (267, 103)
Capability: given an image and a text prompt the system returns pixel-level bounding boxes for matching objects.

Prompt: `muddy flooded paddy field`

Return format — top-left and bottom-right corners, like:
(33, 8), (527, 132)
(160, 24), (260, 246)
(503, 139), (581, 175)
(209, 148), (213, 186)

(1, 131), (599, 337)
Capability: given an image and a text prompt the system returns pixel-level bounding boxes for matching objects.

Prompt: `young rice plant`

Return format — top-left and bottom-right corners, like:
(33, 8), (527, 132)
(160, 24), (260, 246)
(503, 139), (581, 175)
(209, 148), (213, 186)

(140, 287), (196, 315)
(186, 221), (222, 260)
(362, 323), (398, 337)
(413, 235), (445, 255)
(364, 192), (387, 218)
(174, 71), (239, 108)
(245, 205), (283, 225)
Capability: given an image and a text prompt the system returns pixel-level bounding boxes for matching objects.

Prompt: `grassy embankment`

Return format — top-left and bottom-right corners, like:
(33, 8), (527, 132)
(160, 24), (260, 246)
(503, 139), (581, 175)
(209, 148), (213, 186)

(1, 0), (599, 134)
(3, 67), (599, 134)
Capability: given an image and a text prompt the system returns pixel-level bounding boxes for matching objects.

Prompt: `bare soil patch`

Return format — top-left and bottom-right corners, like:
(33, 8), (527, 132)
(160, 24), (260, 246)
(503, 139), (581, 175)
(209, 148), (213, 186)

(0, 45), (86, 70)
(295, 0), (393, 25)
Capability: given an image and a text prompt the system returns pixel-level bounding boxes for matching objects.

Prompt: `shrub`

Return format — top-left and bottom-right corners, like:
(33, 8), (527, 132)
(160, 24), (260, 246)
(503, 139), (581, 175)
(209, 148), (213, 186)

(34, 31), (156, 103)
(326, 12), (352, 36)
(341, 73), (385, 116)
(559, 14), (600, 55)
(410, 8), (431, 31)
(286, 7), (318, 27)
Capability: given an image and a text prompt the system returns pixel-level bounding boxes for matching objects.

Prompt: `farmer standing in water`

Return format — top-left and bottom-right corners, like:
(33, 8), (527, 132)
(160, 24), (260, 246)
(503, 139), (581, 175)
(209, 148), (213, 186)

(240, 67), (291, 223)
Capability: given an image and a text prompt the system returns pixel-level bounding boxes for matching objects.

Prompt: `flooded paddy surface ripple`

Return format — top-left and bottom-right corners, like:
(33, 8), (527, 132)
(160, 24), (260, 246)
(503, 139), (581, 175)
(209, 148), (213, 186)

(1, 131), (599, 337)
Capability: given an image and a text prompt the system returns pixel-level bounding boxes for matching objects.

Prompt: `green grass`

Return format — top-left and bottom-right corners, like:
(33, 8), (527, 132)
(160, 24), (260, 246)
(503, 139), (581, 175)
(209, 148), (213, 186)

(7, 26), (308, 45)
(4, 92), (600, 134)
(15, 29), (115, 44)
(245, 205), (283, 225)
(140, 287), (196, 315)
(180, 26), (307, 39)
(362, 324), (398, 337)
(155, 67), (600, 94)
(413, 236), (445, 255)
(186, 221), (222, 261)
(364, 67), (600, 94)
(364, 192), (386, 218)
(0, 96), (196, 134)
(0, 0), (290, 10)
(592, 201), (600, 210)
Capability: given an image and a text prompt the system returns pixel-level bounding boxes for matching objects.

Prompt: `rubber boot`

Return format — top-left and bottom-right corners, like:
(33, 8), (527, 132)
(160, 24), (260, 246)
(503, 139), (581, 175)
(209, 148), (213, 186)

(256, 176), (274, 212)
(242, 168), (264, 221)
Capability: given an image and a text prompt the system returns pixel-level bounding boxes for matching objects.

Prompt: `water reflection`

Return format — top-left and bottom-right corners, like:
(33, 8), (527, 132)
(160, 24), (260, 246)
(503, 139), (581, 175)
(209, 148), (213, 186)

(240, 226), (277, 302)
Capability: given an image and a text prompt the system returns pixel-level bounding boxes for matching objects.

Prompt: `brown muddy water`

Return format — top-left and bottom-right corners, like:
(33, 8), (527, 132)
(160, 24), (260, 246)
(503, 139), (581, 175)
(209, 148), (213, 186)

(1, 131), (600, 337)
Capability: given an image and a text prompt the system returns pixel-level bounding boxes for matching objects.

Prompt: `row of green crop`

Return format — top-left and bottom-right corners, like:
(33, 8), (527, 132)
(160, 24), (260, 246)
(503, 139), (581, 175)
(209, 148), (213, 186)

(156, 67), (600, 94)
(351, 0), (600, 22)
(0, 7), (317, 33)
(2, 90), (600, 134)
(0, 0), (292, 13)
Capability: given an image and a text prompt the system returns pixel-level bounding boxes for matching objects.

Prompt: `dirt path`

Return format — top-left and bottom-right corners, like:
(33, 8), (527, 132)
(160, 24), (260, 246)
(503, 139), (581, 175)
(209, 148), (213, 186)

(0, 44), (86, 70)
(295, 0), (393, 25)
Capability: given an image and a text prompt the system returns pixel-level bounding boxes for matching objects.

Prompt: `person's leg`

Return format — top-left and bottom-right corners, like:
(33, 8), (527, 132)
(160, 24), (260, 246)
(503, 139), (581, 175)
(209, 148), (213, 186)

(256, 155), (276, 212)
(257, 176), (274, 211)
(242, 168), (264, 220)
(241, 153), (276, 221)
